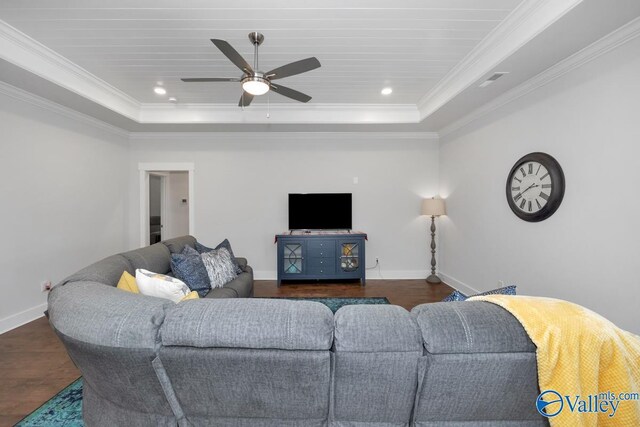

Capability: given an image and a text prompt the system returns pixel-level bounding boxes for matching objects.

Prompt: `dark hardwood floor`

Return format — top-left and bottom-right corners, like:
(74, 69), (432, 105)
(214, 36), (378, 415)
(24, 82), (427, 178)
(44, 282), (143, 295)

(256, 279), (453, 311)
(0, 279), (452, 426)
(0, 317), (80, 426)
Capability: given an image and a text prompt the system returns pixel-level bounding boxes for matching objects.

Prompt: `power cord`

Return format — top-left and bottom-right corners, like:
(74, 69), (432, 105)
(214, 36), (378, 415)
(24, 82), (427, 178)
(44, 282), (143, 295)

(366, 258), (383, 279)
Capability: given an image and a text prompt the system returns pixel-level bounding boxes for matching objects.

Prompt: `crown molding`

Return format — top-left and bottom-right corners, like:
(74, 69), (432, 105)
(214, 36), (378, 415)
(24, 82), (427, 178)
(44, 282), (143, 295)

(439, 15), (640, 138)
(138, 103), (420, 124)
(129, 131), (439, 141)
(0, 19), (422, 126)
(0, 81), (129, 138)
(0, 19), (140, 120)
(416, 0), (583, 121)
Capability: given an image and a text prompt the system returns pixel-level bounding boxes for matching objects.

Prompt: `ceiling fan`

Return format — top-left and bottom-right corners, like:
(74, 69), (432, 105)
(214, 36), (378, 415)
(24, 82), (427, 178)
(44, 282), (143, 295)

(181, 32), (321, 107)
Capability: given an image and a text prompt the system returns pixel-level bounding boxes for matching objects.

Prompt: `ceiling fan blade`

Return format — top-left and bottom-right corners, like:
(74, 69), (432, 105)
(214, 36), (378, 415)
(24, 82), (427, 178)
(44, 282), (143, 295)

(266, 57), (321, 80)
(211, 39), (253, 74)
(238, 92), (254, 107)
(181, 77), (241, 82)
(270, 84), (312, 103)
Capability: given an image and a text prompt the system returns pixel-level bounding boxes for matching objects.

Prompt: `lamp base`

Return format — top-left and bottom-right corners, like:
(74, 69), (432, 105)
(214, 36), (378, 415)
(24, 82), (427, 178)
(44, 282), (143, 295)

(426, 274), (442, 284)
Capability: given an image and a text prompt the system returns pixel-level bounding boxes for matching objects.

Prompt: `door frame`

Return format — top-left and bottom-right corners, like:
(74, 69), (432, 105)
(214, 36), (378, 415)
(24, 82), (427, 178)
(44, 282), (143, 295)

(139, 162), (195, 247)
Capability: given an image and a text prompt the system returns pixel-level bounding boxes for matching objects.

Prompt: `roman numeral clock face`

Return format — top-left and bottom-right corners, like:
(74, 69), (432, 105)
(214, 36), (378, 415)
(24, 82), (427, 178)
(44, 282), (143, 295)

(506, 153), (565, 222)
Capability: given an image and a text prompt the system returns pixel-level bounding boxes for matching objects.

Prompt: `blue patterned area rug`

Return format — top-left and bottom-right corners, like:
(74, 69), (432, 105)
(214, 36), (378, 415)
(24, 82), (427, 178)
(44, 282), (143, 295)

(16, 377), (83, 426)
(15, 297), (389, 426)
(264, 296), (390, 313)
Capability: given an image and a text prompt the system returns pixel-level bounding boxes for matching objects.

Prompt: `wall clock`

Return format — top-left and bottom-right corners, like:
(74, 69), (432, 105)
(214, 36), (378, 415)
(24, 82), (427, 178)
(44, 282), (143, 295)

(506, 152), (565, 222)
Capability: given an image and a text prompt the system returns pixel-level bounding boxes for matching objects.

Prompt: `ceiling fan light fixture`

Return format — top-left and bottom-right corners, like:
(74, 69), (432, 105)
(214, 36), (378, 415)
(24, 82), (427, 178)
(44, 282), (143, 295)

(242, 75), (270, 96)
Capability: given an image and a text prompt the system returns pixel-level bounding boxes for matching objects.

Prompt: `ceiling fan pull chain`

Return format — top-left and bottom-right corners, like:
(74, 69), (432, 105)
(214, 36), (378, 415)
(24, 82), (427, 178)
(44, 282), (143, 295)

(267, 91), (270, 119)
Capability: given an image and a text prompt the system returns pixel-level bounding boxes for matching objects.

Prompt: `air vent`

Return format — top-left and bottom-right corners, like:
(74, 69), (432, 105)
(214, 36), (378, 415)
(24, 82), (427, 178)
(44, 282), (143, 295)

(479, 72), (509, 88)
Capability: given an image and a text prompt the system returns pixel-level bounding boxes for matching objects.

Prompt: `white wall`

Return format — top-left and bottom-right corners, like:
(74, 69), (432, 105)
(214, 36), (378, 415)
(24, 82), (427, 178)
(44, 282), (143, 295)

(129, 133), (439, 279)
(165, 171), (189, 239)
(149, 174), (161, 217)
(439, 35), (640, 333)
(0, 89), (130, 333)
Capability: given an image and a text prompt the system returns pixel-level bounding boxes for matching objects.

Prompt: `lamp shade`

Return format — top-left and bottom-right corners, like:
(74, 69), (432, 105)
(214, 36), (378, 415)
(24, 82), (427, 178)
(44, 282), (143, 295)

(421, 198), (446, 216)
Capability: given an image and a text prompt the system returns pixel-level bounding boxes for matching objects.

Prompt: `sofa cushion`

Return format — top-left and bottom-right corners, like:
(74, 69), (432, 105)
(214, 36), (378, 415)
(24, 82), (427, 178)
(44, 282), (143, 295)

(120, 243), (171, 274)
(162, 235), (197, 255)
(411, 301), (536, 354)
(205, 287), (238, 299)
(59, 254), (133, 287)
(161, 299), (334, 350)
(170, 247), (211, 297)
(334, 305), (422, 353)
(223, 271), (253, 298)
(235, 257), (248, 271)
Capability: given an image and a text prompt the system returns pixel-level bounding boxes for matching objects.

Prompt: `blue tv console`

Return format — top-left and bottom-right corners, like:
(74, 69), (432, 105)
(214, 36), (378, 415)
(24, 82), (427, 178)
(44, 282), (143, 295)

(275, 231), (366, 287)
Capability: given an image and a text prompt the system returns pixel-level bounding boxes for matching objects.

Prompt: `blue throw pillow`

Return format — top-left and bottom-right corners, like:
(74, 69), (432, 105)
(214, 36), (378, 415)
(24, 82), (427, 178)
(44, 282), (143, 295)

(170, 246), (211, 297)
(196, 239), (243, 275)
(441, 285), (517, 302)
(441, 290), (468, 302)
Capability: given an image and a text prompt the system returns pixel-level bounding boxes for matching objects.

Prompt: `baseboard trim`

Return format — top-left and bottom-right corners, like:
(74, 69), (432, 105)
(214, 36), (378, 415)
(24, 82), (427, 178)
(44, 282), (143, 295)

(0, 302), (47, 335)
(253, 270), (429, 281)
(438, 272), (480, 296)
(369, 270), (429, 280)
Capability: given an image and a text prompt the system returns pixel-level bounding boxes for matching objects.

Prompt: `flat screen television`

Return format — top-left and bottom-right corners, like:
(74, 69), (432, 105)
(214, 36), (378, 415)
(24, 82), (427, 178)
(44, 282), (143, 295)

(288, 193), (352, 230)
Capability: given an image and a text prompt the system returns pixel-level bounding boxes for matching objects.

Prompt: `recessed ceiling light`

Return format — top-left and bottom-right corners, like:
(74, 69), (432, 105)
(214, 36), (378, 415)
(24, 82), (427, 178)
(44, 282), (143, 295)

(381, 87), (393, 95)
(168, 97), (177, 103)
(154, 87), (167, 95)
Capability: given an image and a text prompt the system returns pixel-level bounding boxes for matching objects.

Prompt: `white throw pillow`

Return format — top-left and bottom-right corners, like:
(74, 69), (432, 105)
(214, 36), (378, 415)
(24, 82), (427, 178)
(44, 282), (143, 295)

(135, 268), (191, 303)
(201, 248), (238, 289)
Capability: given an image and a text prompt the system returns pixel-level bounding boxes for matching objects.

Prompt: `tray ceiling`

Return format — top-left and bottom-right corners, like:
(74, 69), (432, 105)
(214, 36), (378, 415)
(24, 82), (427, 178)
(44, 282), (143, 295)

(1, 0), (639, 130)
(0, 0), (520, 105)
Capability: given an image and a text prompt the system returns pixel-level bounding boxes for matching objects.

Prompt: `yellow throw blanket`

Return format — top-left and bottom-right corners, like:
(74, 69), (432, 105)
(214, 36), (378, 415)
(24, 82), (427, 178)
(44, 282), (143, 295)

(468, 295), (640, 426)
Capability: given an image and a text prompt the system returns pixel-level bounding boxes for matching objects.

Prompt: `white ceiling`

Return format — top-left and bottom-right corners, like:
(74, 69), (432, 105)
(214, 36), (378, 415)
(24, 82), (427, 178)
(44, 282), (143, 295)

(0, 0), (639, 131)
(0, 0), (520, 105)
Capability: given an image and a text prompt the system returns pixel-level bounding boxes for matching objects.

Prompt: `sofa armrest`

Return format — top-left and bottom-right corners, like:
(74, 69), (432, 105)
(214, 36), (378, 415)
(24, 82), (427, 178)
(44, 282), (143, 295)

(235, 257), (248, 270)
(411, 301), (535, 354)
(48, 281), (172, 349)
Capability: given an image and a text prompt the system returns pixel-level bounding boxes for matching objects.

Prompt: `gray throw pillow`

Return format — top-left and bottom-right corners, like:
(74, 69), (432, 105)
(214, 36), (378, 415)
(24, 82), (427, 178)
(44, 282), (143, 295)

(196, 239), (243, 274)
(170, 246), (211, 297)
(201, 248), (238, 289)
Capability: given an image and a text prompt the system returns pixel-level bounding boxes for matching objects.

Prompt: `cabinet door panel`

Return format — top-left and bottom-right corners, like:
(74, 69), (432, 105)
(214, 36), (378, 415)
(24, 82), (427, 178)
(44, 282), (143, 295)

(337, 240), (362, 274)
(282, 242), (305, 275)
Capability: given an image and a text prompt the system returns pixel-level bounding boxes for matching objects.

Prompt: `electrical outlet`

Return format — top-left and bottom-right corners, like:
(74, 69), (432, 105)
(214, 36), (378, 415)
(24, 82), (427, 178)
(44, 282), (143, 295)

(41, 280), (52, 293)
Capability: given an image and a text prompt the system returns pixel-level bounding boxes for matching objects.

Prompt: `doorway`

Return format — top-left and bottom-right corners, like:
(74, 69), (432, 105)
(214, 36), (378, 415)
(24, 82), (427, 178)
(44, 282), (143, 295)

(148, 173), (165, 244)
(139, 163), (195, 247)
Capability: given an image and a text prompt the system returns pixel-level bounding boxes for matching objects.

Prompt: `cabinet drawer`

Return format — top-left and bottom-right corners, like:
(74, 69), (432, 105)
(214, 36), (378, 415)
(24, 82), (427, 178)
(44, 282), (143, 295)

(308, 240), (335, 258)
(307, 258), (336, 275)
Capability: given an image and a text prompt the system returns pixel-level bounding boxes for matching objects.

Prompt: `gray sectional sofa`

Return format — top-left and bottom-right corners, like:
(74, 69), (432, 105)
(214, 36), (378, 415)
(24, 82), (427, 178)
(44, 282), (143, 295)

(48, 235), (548, 426)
